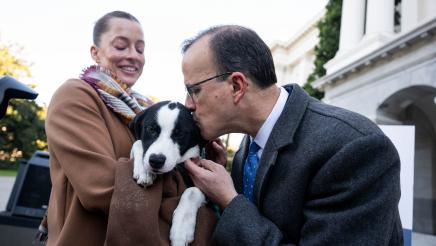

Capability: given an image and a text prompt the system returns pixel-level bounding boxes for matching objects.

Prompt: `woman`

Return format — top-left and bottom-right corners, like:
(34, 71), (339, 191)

(45, 11), (216, 245)
(45, 11), (150, 245)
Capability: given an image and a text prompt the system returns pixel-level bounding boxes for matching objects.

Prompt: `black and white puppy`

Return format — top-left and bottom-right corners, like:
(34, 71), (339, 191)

(129, 100), (207, 246)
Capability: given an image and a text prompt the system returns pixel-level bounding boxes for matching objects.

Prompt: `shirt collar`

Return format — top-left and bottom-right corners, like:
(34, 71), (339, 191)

(252, 87), (289, 152)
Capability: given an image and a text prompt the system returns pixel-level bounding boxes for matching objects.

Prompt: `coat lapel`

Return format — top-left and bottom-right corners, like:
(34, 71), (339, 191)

(252, 84), (311, 206)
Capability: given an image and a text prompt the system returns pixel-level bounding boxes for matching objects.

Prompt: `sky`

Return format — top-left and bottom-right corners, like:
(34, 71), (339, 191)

(0, 0), (328, 106)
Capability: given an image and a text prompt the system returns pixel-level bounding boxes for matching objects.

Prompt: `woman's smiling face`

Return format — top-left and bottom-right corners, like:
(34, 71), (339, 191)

(91, 17), (145, 87)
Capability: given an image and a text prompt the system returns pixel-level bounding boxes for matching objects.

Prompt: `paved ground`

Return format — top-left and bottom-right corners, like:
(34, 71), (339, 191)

(0, 176), (15, 210)
(0, 176), (435, 245)
(413, 232), (436, 245)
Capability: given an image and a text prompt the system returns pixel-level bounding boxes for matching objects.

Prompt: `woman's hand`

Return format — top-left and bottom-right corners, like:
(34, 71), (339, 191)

(205, 138), (227, 167)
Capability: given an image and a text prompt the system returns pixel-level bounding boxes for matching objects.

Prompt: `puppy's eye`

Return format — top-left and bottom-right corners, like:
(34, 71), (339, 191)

(146, 125), (158, 137)
(173, 128), (184, 139)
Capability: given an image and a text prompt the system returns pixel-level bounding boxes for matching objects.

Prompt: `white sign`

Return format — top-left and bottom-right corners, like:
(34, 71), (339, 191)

(379, 125), (415, 231)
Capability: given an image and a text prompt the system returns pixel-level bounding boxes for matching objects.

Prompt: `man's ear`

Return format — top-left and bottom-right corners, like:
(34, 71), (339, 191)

(90, 45), (100, 63)
(231, 72), (247, 104)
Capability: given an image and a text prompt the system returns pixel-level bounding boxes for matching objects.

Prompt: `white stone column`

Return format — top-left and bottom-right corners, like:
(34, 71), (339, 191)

(421, 0), (436, 23)
(365, 0), (395, 37)
(401, 0), (418, 32)
(338, 0), (366, 52)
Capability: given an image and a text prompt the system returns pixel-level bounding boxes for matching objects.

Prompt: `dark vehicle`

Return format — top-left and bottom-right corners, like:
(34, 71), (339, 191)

(0, 75), (38, 119)
(0, 76), (47, 245)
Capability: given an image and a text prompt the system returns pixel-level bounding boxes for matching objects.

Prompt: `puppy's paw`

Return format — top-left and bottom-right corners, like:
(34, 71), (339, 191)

(135, 171), (156, 187)
(131, 140), (145, 181)
(132, 171), (144, 186)
(130, 140), (143, 160)
(170, 204), (195, 246)
(132, 158), (147, 185)
(170, 188), (206, 246)
(132, 164), (144, 180)
(170, 225), (194, 246)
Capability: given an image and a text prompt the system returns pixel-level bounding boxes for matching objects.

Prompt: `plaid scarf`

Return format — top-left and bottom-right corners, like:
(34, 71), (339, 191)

(35, 65), (155, 242)
(80, 65), (154, 123)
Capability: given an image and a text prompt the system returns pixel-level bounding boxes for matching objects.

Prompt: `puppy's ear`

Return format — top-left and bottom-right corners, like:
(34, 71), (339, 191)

(199, 138), (208, 149)
(129, 110), (147, 139)
(193, 125), (208, 148)
(198, 134), (208, 148)
(128, 116), (138, 138)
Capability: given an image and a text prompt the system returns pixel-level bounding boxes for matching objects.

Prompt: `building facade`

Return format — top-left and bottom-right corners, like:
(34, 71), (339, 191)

(270, 10), (325, 86)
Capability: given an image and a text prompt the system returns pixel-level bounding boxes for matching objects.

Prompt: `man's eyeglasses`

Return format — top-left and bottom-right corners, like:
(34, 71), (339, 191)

(185, 72), (232, 103)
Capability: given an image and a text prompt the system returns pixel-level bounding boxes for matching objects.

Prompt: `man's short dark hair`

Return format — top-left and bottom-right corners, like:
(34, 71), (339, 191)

(182, 25), (277, 88)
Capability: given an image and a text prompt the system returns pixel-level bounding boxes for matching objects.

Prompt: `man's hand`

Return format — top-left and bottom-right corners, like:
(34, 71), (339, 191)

(205, 138), (227, 167)
(185, 158), (237, 209)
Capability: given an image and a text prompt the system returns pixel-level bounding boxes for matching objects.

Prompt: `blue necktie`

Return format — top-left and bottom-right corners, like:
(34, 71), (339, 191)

(243, 140), (260, 201)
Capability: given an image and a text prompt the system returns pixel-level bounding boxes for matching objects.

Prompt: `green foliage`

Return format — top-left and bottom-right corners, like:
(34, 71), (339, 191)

(303, 0), (342, 99)
(0, 43), (31, 78)
(0, 168), (18, 177)
(0, 42), (46, 169)
(0, 100), (47, 168)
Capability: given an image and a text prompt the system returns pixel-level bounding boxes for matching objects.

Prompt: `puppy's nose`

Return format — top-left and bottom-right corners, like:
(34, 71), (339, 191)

(149, 154), (166, 169)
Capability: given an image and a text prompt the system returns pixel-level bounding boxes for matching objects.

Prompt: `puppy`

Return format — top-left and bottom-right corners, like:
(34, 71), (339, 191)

(129, 100), (208, 246)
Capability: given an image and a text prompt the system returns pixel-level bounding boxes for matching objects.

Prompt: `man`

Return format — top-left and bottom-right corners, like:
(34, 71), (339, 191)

(182, 25), (403, 245)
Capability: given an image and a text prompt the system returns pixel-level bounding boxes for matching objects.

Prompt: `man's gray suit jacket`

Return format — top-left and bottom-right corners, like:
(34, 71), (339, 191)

(213, 84), (403, 246)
